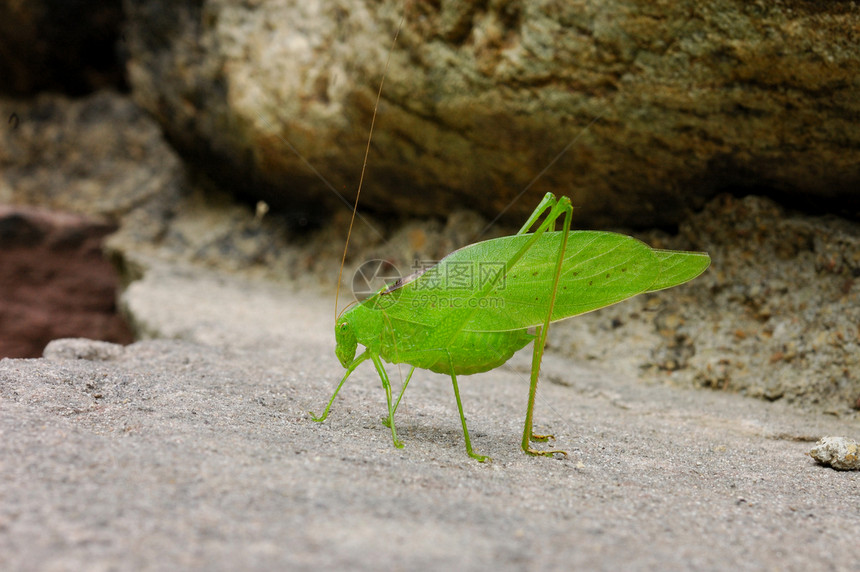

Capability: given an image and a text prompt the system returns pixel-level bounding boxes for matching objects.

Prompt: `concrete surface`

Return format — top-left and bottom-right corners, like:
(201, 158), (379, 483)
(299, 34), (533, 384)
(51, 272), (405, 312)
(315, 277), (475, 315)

(1, 266), (858, 571)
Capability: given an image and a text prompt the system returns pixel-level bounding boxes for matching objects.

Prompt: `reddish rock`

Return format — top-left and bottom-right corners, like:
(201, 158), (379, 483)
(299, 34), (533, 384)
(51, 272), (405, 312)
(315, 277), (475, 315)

(0, 206), (133, 358)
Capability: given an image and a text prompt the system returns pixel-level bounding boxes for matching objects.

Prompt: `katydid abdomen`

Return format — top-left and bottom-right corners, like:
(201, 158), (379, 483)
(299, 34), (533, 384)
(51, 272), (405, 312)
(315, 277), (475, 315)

(354, 302), (534, 375)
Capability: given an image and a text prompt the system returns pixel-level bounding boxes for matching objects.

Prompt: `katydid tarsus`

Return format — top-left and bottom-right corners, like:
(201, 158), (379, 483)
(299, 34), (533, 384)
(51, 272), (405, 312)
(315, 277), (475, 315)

(309, 20), (710, 463)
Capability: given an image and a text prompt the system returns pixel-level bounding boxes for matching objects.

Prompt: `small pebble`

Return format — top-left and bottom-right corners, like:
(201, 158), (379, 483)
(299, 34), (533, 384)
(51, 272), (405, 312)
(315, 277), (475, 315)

(43, 338), (125, 361)
(809, 436), (860, 470)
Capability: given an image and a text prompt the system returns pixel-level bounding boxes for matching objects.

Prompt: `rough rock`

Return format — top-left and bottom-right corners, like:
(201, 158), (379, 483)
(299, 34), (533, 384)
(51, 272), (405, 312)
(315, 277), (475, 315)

(550, 194), (860, 413)
(0, 91), (184, 239)
(0, 206), (133, 358)
(124, 0), (860, 227)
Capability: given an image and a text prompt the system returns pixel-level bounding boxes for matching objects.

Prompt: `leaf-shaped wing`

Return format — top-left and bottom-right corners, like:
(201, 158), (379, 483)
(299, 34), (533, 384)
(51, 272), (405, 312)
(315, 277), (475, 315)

(376, 231), (672, 332)
(648, 250), (711, 292)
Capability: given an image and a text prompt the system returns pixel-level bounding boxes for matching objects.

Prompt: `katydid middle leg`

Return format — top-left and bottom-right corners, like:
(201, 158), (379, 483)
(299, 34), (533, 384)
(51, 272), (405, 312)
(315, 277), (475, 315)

(370, 354), (404, 449)
(447, 354), (490, 462)
(381, 365), (416, 429)
(388, 347), (489, 461)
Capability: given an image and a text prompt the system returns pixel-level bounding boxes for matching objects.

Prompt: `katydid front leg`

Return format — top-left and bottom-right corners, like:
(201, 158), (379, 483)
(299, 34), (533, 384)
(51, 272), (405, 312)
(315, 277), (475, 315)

(310, 351), (370, 422)
(371, 354), (403, 448)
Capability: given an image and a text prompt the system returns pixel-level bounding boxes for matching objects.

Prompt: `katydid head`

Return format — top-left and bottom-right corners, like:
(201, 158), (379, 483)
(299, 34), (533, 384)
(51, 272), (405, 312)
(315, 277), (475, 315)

(335, 316), (358, 368)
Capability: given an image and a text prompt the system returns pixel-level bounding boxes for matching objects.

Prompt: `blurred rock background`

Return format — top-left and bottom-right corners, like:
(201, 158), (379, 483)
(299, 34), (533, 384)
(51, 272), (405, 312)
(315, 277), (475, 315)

(0, 0), (858, 412)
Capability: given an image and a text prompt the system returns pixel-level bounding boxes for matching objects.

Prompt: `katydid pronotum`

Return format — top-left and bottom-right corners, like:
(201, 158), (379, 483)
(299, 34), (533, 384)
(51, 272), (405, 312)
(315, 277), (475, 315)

(312, 193), (710, 462)
(308, 14), (709, 462)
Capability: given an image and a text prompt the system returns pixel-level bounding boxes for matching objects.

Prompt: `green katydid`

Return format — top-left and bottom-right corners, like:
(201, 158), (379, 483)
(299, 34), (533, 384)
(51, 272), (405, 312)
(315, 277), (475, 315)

(311, 192), (710, 461)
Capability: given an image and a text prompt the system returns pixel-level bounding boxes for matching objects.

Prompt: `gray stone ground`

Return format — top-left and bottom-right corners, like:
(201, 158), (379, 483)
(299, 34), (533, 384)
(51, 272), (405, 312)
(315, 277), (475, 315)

(1, 266), (858, 571)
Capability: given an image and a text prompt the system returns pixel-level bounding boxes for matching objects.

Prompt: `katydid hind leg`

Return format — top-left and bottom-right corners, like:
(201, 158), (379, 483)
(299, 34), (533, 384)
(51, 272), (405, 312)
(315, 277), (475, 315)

(525, 327), (556, 443)
(520, 199), (574, 458)
(521, 326), (565, 457)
